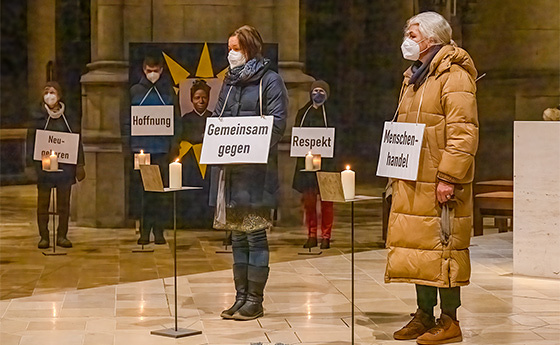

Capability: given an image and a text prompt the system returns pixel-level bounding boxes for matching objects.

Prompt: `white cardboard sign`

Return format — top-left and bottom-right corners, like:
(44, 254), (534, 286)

(33, 129), (80, 164)
(130, 105), (174, 136)
(200, 116), (274, 164)
(290, 127), (335, 158)
(376, 121), (425, 181)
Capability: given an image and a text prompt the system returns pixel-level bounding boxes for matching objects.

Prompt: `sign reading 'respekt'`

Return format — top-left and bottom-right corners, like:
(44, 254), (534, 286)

(376, 121), (425, 181)
(290, 127), (335, 158)
(200, 116), (274, 164)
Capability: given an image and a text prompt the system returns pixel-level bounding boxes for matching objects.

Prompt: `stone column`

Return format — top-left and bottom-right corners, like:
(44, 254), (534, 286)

(78, 0), (129, 227)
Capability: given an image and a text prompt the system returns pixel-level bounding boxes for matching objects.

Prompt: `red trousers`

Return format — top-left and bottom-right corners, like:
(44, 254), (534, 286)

(302, 190), (333, 239)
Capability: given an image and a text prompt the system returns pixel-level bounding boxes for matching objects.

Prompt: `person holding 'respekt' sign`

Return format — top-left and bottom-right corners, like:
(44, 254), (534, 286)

(292, 80), (335, 250)
(209, 25), (288, 321)
(27, 81), (85, 249)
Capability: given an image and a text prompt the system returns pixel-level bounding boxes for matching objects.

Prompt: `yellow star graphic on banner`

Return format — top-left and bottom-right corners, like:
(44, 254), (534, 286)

(162, 44), (227, 180)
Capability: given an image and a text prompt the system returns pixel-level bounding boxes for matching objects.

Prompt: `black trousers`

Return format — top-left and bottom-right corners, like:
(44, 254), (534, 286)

(416, 284), (461, 316)
(37, 184), (71, 239)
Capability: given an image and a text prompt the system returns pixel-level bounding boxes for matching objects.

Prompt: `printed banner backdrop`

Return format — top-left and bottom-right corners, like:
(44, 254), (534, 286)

(129, 42), (279, 118)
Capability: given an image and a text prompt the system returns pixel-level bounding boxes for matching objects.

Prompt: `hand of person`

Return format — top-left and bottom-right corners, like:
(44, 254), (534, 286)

(76, 165), (86, 182)
(436, 180), (454, 204)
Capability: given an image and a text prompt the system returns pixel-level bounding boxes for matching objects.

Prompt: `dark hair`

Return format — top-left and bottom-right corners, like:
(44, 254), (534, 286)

(44, 80), (63, 100)
(230, 25), (263, 61)
(190, 79), (211, 100)
(143, 54), (164, 69)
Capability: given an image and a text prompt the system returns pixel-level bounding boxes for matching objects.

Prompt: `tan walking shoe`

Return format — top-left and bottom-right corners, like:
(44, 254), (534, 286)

(393, 309), (436, 340)
(416, 313), (462, 344)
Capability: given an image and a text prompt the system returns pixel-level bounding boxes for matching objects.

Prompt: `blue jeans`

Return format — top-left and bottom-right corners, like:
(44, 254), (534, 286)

(232, 229), (269, 267)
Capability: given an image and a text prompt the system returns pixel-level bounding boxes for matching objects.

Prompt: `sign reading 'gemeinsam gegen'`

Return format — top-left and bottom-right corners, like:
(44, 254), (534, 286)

(200, 116), (274, 164)
(376, 121), (425, 181)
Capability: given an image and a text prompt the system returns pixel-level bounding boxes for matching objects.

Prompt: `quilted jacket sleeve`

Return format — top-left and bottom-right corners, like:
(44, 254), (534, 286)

(437, 66), (479, 184)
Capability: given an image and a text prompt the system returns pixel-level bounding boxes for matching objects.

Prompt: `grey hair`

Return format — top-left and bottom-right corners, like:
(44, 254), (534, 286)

(405, 12), (452, 45)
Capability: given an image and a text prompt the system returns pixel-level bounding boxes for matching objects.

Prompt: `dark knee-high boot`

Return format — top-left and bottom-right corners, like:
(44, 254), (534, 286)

(37, 214), (50, 248)
(137, 220), (151, 245)
(221, 263), (248, 319)
(233, 265), (269, 320)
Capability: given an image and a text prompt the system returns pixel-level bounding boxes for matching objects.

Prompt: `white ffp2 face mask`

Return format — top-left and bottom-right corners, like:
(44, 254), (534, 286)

(43, 94), (58, 107)
(401, 37), (421, 61)
(146, 71), (160, 84)
(228, 50), (246, 69)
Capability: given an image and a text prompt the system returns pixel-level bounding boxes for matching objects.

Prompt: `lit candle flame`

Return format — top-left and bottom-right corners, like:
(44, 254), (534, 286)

(175, 158), (179, 163)
(140, 149), (144, 154)
(346, 165), (350, 170)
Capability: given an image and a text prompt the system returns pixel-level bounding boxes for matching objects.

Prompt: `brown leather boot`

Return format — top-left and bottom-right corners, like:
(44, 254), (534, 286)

(416, 313), (462, 344)
(394, 309), (436, 340)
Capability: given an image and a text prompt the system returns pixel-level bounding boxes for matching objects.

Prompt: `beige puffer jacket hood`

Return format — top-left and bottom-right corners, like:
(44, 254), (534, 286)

(385, 44), (479, 288)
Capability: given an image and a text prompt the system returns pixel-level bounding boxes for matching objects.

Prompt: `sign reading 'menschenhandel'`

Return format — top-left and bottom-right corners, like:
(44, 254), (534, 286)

(200, 116), (274, 164)
(376, 121), (425, 181)
(131, 105), (174, 136)
(290, 127), (335, 158)
(33, 129), (80, 164)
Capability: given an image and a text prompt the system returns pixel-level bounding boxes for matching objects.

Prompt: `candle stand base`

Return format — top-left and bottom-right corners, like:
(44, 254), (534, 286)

(132, 244), (154, 253)
(151, 328), (202, 338)
(298, 247), (322, 256)
(215, 248), (233, 254)
(42, 251), (67, 256)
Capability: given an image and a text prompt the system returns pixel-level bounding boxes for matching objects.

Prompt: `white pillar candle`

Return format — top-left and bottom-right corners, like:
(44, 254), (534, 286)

(341, 165), (355, 200)
(49, 151), (58, 171)
(138, 150), (146, 165)
(305, 151), (314, 170)
(169, 159), (182, 189)
(313, 154), (322, 170)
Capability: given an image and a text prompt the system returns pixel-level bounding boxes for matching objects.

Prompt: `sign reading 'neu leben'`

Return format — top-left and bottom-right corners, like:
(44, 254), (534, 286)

(200, 116), (274, 164)
(33, 129), (80, 165)
(376, 121), (425, 181)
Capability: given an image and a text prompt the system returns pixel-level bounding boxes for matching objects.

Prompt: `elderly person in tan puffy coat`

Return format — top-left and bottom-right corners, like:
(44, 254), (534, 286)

(385, 12), (478, 345)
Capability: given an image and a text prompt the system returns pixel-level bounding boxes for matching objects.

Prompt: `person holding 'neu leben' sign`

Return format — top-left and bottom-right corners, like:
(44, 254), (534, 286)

(292, 80), (335, 250)
(28, 81), (85, 249)
(209, 25), (288, 321)
(385, 12), (479, 345)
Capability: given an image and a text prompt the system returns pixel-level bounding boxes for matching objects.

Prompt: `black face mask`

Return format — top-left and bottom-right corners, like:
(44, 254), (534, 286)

(312, 92), (327, 106)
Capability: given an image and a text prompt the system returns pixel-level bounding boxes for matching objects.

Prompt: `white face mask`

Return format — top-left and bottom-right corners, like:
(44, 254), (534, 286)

(401, 37), (428, 61)
(228, 50), (246, 69)
(146, 71), (160, 84)
(43, 94), (58, 107)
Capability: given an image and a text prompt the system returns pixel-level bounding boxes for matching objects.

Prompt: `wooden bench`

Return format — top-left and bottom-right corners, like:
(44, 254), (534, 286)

(475, 180), (513, 194)
(473, 190), (513, 236)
